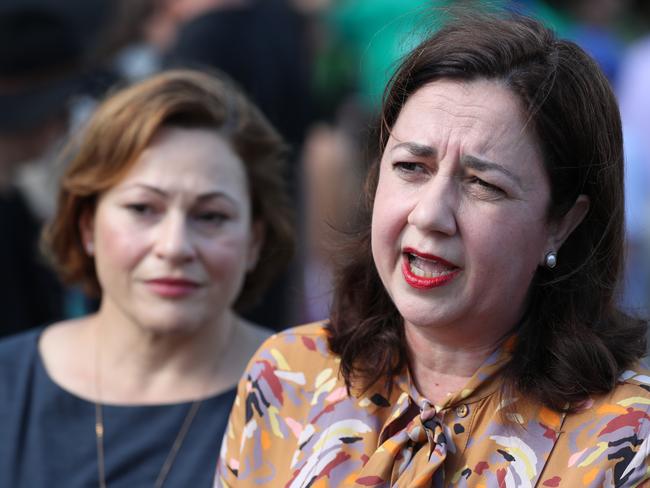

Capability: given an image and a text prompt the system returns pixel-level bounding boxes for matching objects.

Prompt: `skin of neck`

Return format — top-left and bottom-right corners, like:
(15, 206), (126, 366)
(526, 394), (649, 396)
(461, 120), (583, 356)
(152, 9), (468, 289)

(404, 316), (516, 404)
(90, 302), (237, 404)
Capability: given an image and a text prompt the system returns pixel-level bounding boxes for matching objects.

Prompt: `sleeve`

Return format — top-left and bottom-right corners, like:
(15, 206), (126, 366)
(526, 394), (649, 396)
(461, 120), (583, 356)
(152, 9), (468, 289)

(626, 401), (650, 487)
(213, 331), (304, 487)
(214, 368), (249, 487)
(213, 324), (330, 487)
(606, 373), (650, 487)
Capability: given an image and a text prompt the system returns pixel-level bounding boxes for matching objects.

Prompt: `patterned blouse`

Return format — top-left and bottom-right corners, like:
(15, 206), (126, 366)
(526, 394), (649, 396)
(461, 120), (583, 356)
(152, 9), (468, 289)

(215, 323), (650, 487)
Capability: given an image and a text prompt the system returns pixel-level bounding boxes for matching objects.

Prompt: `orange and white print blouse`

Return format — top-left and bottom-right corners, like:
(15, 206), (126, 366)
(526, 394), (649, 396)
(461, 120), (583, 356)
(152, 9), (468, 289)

(215, 323), (650, 487)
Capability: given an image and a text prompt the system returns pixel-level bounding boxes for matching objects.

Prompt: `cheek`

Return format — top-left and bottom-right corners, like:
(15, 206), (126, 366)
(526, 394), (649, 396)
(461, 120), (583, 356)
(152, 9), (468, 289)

(371, 197), (398, 263)
(94, 217), (147, 274)
(464, 212), (546, 280)
(372, 180), (409, 240)
(201, 228), (255, 278)
(371, 192), (412, 287)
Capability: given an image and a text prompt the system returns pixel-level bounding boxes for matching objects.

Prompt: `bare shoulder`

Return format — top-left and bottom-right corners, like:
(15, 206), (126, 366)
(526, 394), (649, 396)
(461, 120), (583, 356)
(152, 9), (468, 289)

(40, 317), (91, 361)
(237, 319), (273, 352)
(216, 319), (273, 388)
(39, 316), (95, 397)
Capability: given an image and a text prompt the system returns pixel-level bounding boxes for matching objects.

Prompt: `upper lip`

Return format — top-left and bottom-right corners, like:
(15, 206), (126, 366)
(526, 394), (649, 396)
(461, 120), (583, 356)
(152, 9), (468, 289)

(403, 247), (458, 268)
(146, 277), (201, 286)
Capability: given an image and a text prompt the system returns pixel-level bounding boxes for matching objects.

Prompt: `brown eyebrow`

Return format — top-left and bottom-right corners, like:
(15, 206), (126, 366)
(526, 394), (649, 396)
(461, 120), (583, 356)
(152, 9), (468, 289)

(122, 184), (239, 206)
(391, 141), (437, 158)
(391, 142), (523, 188)
(461, 155), (523, 188)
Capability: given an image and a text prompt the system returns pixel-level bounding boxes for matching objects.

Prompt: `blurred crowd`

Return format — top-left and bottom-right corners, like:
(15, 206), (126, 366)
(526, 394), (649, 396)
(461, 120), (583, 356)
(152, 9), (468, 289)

(1, 0), (649, 338)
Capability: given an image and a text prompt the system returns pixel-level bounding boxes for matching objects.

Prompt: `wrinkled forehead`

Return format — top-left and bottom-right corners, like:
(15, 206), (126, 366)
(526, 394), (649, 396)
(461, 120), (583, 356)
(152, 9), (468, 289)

(385, 78), (541, 159)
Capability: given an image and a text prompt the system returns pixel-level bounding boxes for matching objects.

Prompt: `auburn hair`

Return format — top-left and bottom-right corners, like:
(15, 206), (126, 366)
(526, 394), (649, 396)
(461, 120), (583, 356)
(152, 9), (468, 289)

(45, 69), (294, 311)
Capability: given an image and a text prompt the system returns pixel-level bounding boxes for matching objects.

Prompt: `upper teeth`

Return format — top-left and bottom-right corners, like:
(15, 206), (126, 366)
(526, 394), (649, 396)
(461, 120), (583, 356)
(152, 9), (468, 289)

(408, 254), (453, 278)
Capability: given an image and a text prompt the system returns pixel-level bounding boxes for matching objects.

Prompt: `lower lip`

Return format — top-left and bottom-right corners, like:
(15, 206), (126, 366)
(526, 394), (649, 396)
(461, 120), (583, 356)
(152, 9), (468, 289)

(401, 256), (459, 289)
(146, 281), (199, 298)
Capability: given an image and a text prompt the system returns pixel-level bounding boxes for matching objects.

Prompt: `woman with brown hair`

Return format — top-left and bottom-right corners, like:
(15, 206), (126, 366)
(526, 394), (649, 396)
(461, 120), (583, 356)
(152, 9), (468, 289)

(0, 69), (293, 487)
(216, 12), (649, 488)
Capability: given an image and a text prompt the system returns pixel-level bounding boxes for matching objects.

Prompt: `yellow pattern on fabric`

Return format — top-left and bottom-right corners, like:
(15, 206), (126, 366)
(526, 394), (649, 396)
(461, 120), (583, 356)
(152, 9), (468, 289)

(214, 323), (650, 487)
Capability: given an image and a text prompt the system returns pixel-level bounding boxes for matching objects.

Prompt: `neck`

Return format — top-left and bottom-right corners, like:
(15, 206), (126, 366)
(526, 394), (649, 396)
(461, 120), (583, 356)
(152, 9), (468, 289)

(90, 306), (236, 404)
(404, 320), (508, 403)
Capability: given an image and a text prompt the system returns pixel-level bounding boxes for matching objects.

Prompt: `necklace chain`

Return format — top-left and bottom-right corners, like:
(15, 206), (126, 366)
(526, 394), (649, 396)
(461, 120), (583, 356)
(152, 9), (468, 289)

(95, 402), (106, 488)
(94, 327), (203, 488)
(94, 398), (202, 488)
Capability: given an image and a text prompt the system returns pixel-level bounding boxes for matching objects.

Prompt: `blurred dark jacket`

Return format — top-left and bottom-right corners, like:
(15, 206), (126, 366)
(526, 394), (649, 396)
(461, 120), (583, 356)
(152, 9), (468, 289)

(167, 0), (311, 148)
(0, 188), (63, 336)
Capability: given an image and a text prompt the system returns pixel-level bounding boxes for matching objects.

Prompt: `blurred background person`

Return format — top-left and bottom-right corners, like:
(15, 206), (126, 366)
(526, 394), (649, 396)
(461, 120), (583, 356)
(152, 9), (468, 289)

(108, 0), (312, 330)
(164, 0), (311, 148)
(0, 69), (294, 487)
(162, 0), (311, 329)
(0, 3), (106, 337)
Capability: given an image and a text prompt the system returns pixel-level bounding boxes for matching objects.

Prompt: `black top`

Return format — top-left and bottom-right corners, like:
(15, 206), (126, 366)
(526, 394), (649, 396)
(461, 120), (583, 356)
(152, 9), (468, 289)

(0, 328), (236, 487)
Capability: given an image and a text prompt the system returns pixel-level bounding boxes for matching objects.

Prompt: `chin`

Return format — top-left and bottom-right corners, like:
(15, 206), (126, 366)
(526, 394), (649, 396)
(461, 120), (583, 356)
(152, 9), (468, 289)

(136, 312), (206, 336)
(142, 323), (193, 336)
(393, 295), (453, 329)
(401, 313), (451, 330)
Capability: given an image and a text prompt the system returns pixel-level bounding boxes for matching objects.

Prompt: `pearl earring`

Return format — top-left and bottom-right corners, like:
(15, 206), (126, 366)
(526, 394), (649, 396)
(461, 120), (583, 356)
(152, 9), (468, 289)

(85, 242), (94, 256)
(544, 251), (557, 269)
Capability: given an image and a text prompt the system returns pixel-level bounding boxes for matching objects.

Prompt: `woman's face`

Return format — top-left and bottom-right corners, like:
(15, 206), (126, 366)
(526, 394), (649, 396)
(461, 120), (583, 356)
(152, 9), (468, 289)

(83, 127), (262, 334)
(371, 79), (559, 341)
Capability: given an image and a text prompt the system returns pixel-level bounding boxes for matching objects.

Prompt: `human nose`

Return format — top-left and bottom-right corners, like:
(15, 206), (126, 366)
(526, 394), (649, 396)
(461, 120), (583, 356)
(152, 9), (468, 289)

(153, 212), (196, 263)
(407, 174), (458, 236)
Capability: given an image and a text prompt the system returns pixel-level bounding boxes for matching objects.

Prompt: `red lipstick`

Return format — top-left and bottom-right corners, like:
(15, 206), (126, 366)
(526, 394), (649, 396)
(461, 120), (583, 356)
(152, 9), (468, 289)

(146, 278), (199, 298)
(401, 248), (459, 289)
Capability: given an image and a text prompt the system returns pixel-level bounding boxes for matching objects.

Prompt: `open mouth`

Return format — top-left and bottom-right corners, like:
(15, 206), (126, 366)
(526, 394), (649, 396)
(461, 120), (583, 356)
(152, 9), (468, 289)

(407, 253), (455, 278)
(401, 249), (459, 289)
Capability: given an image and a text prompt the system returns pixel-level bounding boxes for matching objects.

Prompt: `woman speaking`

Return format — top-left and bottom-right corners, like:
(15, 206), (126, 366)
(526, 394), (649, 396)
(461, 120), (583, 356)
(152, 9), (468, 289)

(216, 12), (649, 488)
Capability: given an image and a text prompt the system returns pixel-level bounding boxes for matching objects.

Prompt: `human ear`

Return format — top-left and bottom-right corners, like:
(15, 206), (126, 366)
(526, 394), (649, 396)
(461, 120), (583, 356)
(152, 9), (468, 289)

(246, 220), (266, 272)
(543, 194), (590, 259)
(79, 208), (96, 256)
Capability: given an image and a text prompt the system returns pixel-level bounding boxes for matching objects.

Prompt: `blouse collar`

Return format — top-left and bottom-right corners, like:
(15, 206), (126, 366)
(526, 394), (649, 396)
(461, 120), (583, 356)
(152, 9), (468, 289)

(392, 334), (516, 415)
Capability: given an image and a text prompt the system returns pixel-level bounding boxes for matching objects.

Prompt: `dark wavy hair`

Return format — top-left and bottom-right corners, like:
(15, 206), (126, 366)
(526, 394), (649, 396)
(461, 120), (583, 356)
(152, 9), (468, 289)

(45, 69), (294, 312)
(327, 12), (647, 412)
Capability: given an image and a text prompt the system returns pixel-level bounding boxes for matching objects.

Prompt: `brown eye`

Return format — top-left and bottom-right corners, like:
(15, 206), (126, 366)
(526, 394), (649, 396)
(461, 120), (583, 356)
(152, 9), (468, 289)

(195, 211), (228, 225)
(126, 203), (154, 215)
(394, 162), (424, 173)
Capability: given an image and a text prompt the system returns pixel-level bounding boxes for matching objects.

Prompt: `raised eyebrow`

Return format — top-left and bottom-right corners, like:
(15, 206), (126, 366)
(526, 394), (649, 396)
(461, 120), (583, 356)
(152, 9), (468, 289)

(461, 155), (523, 188)
(391, 142), (437, 158)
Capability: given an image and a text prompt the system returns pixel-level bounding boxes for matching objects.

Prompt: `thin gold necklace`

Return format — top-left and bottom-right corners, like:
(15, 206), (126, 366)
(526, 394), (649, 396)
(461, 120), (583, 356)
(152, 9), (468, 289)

(94, 328), (203, 488)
